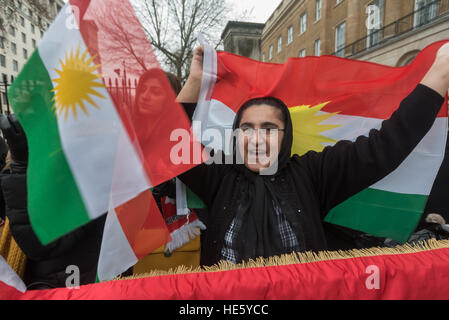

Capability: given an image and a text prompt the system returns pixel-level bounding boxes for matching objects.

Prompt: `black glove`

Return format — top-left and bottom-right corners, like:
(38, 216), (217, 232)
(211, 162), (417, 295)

(0, 114), (28, 173)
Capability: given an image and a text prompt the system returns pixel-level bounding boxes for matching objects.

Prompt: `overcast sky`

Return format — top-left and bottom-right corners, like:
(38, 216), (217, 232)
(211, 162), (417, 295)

(228, 0), (282, 23)
(63, 0), (282, 24)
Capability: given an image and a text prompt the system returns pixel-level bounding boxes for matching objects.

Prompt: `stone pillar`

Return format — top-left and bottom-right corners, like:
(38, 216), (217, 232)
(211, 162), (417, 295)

(347, 0), (362, 44)
(221, 22), (265, 60)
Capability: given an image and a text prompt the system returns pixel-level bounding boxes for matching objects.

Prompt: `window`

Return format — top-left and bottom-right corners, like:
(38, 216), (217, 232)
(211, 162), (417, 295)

(269, 45), (273, 60)
(277, 36), (282, 53)
(316, 0), (322, 20)
(32, 39), (36, 48)
(0, 55), (5, 68)
(335, 21), (346, 57)
(12, 60), (18, 72)
(1, 92), (7, 109)
(300, 13), (307, 34)
(22, 32), (26, 44)
(367, 0), (384, 48)
(299, 49), (306, 58)
(262, 53), (266, 62)
(11, 42), (17, 55)
(288, 26), (293, 44)
(314, 39), (321, 56)
(20, 16), (25, 27)
(9, 26), (15, 37)
(31, 24), (35, 34)
(414, 0), (438, 27)
(23, 48), (28, 60)
(0, 37), (4, 49)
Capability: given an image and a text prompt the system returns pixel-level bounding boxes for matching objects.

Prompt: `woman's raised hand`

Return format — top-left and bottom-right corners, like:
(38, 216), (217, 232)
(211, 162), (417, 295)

(189, 46), (204, 82)
(421, 42), (449, 97)
(177, 46), (204, 103)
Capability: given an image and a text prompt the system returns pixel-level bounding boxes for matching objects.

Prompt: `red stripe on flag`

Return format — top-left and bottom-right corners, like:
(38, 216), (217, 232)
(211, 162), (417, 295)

(68, 0), (203, 187)
(214, 40), (448, 119)
(114, 189), (170, 260)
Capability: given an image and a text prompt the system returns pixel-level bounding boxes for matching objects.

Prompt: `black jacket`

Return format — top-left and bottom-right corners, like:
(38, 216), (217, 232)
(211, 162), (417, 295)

(2, 173), (105, 289)
(180, 85), (445, 266)
(422, 132), (449, 221)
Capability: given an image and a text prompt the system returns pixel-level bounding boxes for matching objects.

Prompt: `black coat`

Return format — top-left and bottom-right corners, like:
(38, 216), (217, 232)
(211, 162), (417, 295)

(180, 84), (445, 266)
(1, 173), (105, 289)
(423, 133), (449, 220)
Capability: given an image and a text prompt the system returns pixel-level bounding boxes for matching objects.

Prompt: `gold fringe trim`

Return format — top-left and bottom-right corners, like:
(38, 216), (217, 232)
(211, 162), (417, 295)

(0, 218), (12, 259)
(116, 239), (449, 281)
(0, 218), (27, 278)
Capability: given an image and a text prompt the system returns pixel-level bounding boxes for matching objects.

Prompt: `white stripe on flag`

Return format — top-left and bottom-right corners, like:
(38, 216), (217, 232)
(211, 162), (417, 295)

(0, 256), (26, 293)
(320, 114), (448, 195)
(38, 7), (151, 219)
(97, 204), (138, 282)
(176, 178), (190, 215)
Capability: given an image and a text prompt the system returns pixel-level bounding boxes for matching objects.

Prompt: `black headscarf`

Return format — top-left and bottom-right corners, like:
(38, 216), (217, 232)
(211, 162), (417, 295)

(229, 97), (300, 262)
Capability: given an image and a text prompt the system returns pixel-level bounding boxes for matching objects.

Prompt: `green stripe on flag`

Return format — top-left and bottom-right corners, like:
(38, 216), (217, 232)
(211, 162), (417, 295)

(186, 187), (205, 209)
(324, 188), (428, 242)
(8, 50), (91, 245)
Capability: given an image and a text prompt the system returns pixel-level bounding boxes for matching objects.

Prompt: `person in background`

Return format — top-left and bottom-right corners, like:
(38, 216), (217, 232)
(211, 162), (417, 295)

(132, 70), (207, 273)
(0, 114), (105, 290)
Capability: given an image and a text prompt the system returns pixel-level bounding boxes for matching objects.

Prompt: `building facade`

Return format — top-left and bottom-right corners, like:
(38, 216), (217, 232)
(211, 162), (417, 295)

(0, 0), (64, 113)
(222, 21), (265, 60)
(260, 0), (449, 65)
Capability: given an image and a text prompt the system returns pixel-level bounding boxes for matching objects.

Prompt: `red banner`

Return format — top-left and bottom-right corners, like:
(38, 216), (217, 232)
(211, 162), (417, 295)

(4, 243), (449, 300)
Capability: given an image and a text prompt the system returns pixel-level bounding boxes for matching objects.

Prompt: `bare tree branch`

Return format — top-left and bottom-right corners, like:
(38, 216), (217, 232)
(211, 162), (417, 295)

(133, 0), (231, 83)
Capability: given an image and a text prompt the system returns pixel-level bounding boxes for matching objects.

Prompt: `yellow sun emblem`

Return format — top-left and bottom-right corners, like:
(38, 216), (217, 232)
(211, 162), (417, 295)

(51, 44), (106, 120)
(289, 102), (340, 156)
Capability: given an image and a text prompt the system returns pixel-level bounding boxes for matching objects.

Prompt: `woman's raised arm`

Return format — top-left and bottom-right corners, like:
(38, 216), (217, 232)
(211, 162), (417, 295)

(302, 43), (449, 216)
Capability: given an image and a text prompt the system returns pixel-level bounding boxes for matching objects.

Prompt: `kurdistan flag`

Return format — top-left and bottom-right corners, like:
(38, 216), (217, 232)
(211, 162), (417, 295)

(197, 37), (448, 242)
(8, 0), (201, 281)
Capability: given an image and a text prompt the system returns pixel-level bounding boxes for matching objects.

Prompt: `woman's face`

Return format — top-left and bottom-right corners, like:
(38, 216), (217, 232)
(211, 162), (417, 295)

(136, 78), (167, 115)
(237, 104), (285, 173)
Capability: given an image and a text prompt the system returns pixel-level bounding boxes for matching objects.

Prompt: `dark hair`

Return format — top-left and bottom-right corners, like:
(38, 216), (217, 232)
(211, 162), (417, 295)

(134, 69), (180, 112)
(165, 72), (182, 95)
(232, 96), (294, 173)
(135, 69), (182, 95)
(234, 97), (288, 129)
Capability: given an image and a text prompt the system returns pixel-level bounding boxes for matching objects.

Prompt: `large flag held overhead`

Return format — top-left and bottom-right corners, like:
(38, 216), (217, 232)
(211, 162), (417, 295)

(8, 0), (202, 280)
(196, 37), (449, 242)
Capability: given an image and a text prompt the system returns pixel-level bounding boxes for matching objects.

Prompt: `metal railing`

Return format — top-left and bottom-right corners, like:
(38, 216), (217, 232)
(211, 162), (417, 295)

(333, 0), (449, 57)
(0, 76), (138, 115)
